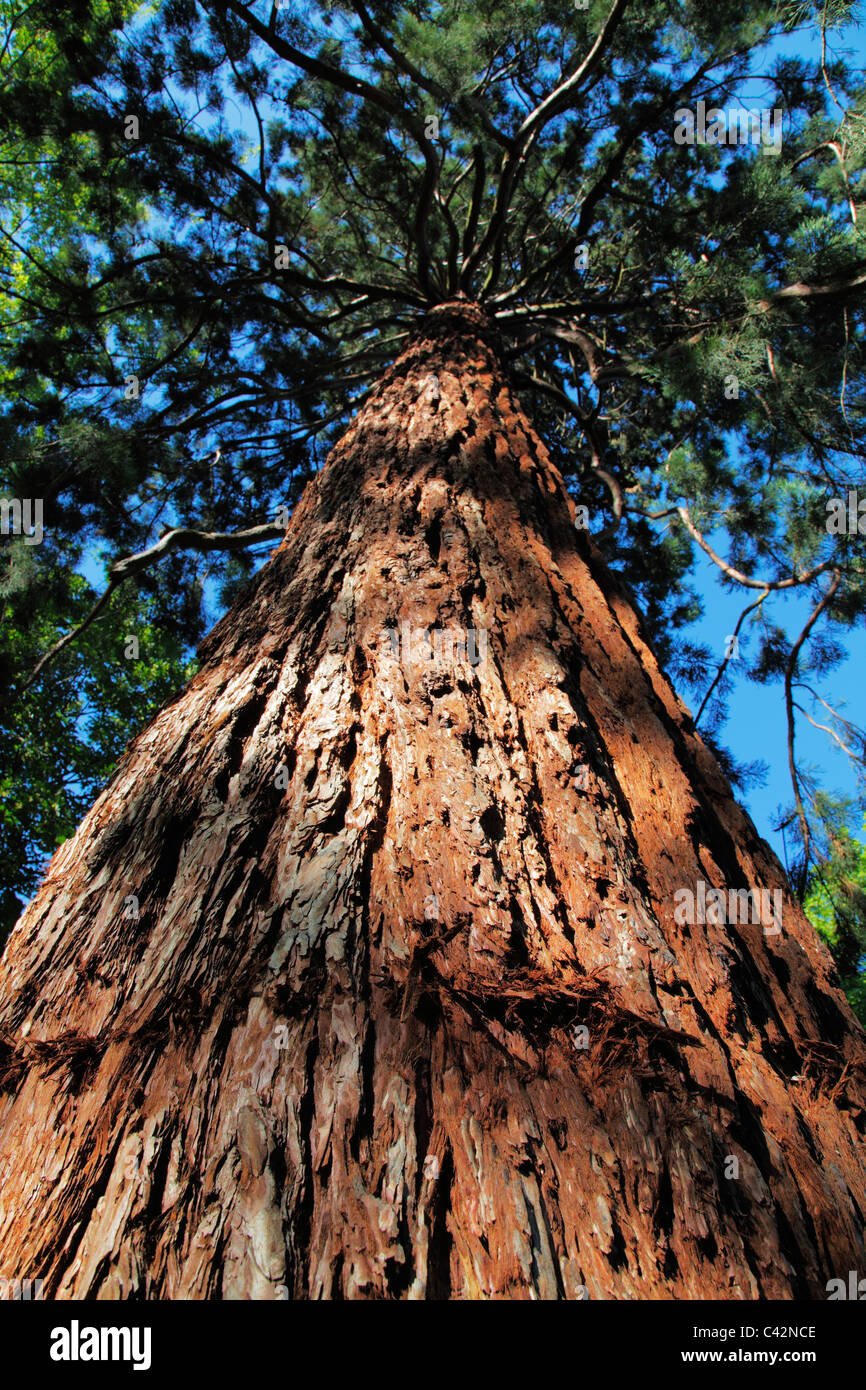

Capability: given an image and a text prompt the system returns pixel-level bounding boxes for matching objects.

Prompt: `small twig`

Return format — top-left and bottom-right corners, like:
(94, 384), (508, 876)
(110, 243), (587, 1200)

(840, 305), (856, 450)
(19, 579), (122, 695)
(820, 7), (846, 115)
(18, 519), (288, 695)
(789, 140), (858, 226)
(694, 588), (769, 727)
(784, 571), (841, 883)
(792, 701), (859, 764)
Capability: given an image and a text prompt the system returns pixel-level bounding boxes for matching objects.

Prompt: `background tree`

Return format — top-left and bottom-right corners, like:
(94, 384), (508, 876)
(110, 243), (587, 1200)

(805, 807), (866, 1023)
(0, 570), (197, 932)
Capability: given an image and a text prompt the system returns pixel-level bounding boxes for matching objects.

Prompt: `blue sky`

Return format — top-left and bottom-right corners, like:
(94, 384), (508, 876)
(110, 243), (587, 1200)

(683, 548), (864, 869)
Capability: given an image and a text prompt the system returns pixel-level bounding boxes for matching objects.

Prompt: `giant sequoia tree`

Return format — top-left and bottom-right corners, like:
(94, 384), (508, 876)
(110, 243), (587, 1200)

(0, 0), (865, 1300)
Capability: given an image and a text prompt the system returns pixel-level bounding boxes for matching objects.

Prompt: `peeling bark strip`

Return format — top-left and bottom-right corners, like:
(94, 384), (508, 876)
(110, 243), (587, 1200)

(0, 300), (864, 1300)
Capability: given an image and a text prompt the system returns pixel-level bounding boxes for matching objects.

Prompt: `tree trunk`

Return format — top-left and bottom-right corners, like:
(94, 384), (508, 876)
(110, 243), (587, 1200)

(0, 300), (863, 1301)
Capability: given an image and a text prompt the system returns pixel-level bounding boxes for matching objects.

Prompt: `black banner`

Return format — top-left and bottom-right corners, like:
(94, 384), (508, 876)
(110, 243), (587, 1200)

(0, 1294), (861, 1379)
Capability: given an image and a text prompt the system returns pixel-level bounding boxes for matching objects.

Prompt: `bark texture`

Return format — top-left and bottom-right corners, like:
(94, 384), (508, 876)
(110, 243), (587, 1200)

(0, 301), (864, 1300)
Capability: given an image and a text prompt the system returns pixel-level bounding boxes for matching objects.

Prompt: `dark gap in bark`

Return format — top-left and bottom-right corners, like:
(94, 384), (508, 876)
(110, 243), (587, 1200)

(268, 1132), (287, 1199)
(295, 1029), (319, 1294)
(412, 989), (442, 1031)
(195, 817), (271, 935)
(481, 429), (498, 469)
(478, 805), (505, 845)
(553, 900), (575, 948)
(662, 984), (737, 1094)
(803, 979), (849, 1046)
(281, 748), (298, 784)
(56, 1037), (102, 1096)
(426, 666), (454, 700)
(196, 1004), (238, 1121)
(358, 748), (392, 961)
(524, 791), (576, 924)
(606, 1210), (628, 1272)
(840, 1180), (864, 1229)
(759, 1032), (802, 1082)
(696, 1229), (719, 1263)
(773, 1204), (814, 1298)
(213, 685), (274, 800)
(412, 1052), (434, 1202)
(85, 813), (138, 877)
(385, 1197), (414, 1299)
(645, 1032), (696, 1080)
(287, 657), (314, 716)
(710, 1134), (749, 1218)
(443, 432), (467, 471)
(137, 1126), (176, 1278)
(654, 1163), (675, 1237)
(424, 516), (441, 563)
(459, 569), (485, 608)
(296, 563), (347, 657)
(531, 1166), (569, 1297)
(547, 1117), (568, 1151)
(521, 1187), (552, 1296)
(462, 727), (482, 764)
(425, 1144), (453, 1300)
(267, 949), (325, 1023)
(723, 939), (782, 1041)
(2, 982), (37, 1042)
(335, 722), (358, 778)
(662, 1242), (680, 1281)
(791, 1169), (824, 1259)
(350, 644), (367, 685)
(789, 1105), (822, 1172)
(209, 1226), (229, 1300)
(398, 488), (422, 536)
(350, 1017), (376, 1165)
(729, 1093), (776, 1186)
(557, 664), (656, 908)
(766, 951), (791, 991)
(47, 1124), (131, 1296)
(134, 810), (190, 923)
(505, 896), (529, 966)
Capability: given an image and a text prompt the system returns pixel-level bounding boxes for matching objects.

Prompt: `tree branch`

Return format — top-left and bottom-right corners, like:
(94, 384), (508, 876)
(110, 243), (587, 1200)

(759, 260), (866, 306)
(677, 506), (836, 591)
(19, 520), (289, 694)
(511, 0), (631, 146)
(459, 144), (487, 288)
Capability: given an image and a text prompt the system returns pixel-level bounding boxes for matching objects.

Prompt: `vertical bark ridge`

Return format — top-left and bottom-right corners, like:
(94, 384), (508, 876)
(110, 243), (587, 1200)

(0, 300), (863, 1300)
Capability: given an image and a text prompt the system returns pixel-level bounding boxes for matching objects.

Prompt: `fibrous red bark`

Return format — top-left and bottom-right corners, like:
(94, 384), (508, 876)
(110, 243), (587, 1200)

(0, 300), (863, 1299)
